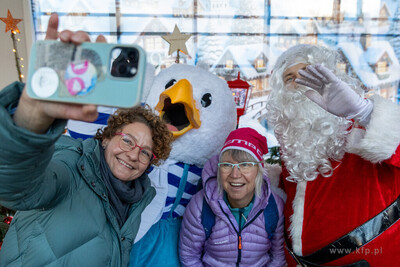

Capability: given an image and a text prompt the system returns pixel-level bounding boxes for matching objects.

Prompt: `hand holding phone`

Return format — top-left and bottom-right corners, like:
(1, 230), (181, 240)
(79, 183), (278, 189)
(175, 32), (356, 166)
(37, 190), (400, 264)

(26, 40), (146, 108)
(14, 14), (101, 134)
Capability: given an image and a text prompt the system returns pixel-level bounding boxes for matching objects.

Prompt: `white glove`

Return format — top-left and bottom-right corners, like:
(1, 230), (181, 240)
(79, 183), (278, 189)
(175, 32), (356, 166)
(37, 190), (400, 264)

(295, 64), (373, 126)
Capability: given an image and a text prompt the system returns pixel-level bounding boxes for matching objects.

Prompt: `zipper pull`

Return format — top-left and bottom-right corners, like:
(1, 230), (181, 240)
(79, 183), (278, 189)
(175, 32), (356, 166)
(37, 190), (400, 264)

(238, 235), (242, 249)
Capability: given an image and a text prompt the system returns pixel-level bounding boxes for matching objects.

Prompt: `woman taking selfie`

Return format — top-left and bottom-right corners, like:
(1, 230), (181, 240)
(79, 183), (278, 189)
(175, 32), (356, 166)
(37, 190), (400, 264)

(0, 14), (172, 267)
(180, 127), (285, 266)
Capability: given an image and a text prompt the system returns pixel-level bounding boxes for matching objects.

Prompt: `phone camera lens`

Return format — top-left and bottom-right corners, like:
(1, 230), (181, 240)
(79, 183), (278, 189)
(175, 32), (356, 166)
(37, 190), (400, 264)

(128, 51), (138, 60)
(118, 64), (127, 75)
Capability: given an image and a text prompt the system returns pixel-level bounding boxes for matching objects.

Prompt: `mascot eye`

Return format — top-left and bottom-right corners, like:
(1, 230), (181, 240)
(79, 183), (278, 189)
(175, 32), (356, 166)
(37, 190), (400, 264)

(201, 93), (212, 107)
(165, 79), (176, 89)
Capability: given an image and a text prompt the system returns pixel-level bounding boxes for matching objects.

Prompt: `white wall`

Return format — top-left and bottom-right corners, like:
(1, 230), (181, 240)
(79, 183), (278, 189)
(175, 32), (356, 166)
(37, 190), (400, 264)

(0, 0), (34, 89)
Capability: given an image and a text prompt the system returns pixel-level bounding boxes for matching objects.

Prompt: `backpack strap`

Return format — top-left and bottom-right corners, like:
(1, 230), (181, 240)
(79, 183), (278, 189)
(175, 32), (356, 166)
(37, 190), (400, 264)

(201, 197), (215, 240)
(264, 193), (279, 240)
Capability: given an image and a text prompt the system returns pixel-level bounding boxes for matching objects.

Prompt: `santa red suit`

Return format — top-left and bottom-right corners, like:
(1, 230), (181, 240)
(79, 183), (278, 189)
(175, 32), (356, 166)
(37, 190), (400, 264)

(282, 95), (400, 266)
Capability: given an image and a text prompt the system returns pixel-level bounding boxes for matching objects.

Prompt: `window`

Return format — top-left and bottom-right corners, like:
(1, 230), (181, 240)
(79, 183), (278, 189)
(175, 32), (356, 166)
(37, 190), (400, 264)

(256, 59), (264, 69)
(225, 59), (233, 70)
(376, 61), (388, 74)
(30, 0), (400, 103)
(336, 63), (347, 74)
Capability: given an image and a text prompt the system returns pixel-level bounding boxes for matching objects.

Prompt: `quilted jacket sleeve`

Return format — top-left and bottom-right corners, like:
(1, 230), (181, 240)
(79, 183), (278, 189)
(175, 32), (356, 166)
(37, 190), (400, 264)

(0, 82), (70, 210)
(179, 190), (207, 267)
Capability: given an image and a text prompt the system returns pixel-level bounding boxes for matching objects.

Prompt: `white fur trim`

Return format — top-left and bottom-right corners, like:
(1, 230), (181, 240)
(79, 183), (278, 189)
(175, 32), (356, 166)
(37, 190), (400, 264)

(288, 180), (307, 256)
(348, 95), (400, 162)
(221, 146), (262, 163)
(345, 127), (365, 150)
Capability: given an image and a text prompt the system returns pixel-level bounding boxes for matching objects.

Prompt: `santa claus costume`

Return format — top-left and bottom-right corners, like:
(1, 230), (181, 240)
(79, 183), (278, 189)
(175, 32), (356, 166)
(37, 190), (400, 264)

(266, 44), (400, 266)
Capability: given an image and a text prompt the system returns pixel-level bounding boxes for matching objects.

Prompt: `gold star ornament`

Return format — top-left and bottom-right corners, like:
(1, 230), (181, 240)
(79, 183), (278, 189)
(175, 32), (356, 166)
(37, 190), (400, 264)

(162, 25), (191, 56)
(0, 10), (22, 33)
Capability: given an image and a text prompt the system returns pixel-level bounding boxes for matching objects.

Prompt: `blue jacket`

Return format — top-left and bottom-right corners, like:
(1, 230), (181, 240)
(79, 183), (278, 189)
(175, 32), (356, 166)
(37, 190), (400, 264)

(0, 82), (155, 267)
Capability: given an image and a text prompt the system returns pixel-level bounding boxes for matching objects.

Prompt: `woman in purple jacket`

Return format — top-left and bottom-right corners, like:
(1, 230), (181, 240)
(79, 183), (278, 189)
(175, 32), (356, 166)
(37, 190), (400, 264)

(180, 127), (286, 266)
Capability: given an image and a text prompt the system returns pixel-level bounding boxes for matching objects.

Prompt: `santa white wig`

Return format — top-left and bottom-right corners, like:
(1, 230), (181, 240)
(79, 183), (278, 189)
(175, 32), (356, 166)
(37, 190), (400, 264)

(266, 44), (362, 182)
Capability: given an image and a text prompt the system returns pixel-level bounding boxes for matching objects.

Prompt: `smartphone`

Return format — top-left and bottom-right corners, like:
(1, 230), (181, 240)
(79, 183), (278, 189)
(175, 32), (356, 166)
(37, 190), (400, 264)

(26, 40), (147, 108)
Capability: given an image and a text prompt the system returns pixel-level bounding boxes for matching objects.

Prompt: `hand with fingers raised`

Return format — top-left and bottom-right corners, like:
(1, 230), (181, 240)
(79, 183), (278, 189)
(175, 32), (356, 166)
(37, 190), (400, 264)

(14, 13), (107, 134)
(295, 64), (373, 127)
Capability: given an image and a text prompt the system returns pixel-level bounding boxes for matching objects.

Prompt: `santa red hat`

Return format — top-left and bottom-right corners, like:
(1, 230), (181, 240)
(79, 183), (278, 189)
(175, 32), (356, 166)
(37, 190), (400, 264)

(220, 127), (268, 165)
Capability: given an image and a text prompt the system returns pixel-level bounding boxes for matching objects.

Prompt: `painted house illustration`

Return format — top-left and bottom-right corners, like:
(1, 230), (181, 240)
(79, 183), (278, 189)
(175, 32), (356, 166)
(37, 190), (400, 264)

(270, 18), (322, 50)
(210, 43), (282, 98)
(132, 17), (173, 68)
(337, 35), (400, 103)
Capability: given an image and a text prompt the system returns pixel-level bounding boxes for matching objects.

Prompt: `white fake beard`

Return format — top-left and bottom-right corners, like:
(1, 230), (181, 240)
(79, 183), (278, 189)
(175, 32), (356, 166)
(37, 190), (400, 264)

(267, 86), (351, 182)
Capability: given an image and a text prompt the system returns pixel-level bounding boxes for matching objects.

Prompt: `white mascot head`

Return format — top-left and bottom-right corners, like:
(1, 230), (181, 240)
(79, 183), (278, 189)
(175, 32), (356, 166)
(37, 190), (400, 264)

(144, 64), (237, 166)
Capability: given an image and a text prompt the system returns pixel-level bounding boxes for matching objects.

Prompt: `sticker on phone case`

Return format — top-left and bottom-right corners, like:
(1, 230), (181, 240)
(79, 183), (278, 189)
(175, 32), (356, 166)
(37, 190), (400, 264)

(64, 60), (97, 96)
(31, 67), (59, 98)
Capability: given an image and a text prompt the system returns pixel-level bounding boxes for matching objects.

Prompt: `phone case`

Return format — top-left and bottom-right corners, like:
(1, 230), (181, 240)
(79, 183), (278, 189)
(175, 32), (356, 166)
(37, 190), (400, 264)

(26, 40), (147, 108)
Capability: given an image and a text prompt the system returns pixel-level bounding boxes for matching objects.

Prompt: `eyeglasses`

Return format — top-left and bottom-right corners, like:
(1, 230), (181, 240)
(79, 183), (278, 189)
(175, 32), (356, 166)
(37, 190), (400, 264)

(218, 162), (259, 174)
(115, 133), (156, 164)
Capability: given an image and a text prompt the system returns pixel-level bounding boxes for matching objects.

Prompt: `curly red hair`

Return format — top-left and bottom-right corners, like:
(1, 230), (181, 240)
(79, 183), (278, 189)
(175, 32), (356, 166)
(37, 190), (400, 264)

(95, 105), (173, 165)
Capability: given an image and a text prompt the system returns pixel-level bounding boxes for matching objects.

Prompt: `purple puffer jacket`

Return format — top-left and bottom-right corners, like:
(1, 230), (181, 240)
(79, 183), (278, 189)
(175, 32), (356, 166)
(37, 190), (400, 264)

(180, 155), (286, 267)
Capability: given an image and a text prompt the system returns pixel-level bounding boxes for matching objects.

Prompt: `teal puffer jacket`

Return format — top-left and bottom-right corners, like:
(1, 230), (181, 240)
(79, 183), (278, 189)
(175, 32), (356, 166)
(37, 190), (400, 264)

(0, 82), (156, 267)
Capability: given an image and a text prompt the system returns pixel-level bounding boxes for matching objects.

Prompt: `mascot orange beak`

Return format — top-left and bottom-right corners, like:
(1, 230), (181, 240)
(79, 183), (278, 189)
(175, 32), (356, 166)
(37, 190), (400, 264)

(155, 79), (201, 138)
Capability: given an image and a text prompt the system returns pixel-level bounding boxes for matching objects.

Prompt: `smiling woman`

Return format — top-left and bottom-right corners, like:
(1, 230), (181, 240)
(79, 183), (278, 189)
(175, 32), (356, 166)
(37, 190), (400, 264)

(0, 14), (174, 267)
(92, 106), (173, 226)
(0, 101), (173, 266)
(95, 107), (172, 166)
(218, 151), (262, 209)
(179, 127), (286, 266)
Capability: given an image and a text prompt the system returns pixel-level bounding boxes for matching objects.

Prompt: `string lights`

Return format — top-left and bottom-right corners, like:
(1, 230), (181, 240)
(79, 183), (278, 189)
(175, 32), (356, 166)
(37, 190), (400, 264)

(0, 10), (24, 82)
(10, 29), (24, 81)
